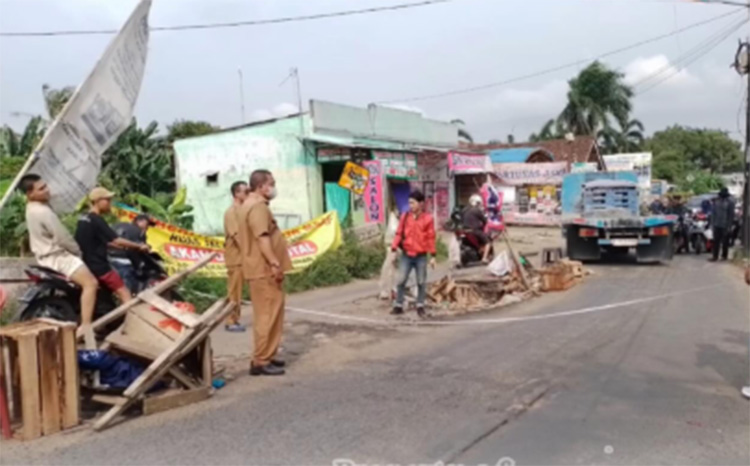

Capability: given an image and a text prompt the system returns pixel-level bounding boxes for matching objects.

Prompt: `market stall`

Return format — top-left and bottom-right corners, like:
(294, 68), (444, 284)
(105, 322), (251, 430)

(494, 162), (569, 226)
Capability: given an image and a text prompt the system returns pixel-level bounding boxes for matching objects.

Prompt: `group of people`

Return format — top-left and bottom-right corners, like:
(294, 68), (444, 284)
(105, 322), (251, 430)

(20, 175), (154, 347)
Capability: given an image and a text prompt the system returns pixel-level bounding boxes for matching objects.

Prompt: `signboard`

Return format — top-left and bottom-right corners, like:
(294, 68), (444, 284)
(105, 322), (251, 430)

(603, 153), (652, 190)
(448, 152), (492, 174)
(494, 162), (568, 186)
(373, 151), (418, 180)
(571, 162), (598, 173)
(362, 160), (384, 223)
(338, 161), (369, 195)
(20, 0), (152, 213)
(114, 206), (342, 277)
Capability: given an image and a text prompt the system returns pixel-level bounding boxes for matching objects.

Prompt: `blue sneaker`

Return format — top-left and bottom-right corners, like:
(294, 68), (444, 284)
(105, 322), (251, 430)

(225, 323), (247, 333)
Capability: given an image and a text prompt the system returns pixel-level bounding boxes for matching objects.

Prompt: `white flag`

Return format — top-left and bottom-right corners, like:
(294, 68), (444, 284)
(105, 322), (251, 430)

(28, 0), (152, 213)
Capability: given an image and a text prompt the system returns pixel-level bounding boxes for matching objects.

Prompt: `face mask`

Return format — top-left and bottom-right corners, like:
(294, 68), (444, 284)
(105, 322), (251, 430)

(267, 187), (278, 200)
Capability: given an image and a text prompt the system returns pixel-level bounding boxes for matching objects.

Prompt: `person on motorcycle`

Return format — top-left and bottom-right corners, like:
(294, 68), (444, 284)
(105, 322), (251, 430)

(75, 188), (150, 305)
(20, 174), (99, 346)
(462, 194), (491, 263)
(109, 214), (155, 293)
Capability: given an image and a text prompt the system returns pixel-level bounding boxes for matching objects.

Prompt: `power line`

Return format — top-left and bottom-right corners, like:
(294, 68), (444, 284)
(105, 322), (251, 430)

(0, 0), (457, 37)
(377, 7), (745, 104)
(636, 17), (748, 94)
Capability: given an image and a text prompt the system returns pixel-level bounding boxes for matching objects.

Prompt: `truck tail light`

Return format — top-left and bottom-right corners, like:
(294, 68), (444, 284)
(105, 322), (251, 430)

(579, 228), (598, 238)
(649, 226), (670, 236)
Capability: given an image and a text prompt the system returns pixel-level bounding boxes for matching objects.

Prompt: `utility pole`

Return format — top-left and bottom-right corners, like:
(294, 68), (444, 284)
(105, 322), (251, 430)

(733, 37), (750, 259)
(238, 67), (246, 124)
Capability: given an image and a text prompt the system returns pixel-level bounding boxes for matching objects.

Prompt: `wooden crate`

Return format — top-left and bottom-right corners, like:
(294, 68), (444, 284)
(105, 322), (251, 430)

(0, 319), (79, 440)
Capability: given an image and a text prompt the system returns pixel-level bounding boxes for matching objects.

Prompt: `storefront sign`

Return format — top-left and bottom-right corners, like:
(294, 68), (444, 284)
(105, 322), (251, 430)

(362, 160), (384, 223)
(338, 161), (369, 195)
(448, 152), (492, 174)
(603, 153), (652, 190)
(114, 206), (342, 276)
(373, 151), (418, 180)
(317, 147), (351, 162)
(494, 162), (568, 186)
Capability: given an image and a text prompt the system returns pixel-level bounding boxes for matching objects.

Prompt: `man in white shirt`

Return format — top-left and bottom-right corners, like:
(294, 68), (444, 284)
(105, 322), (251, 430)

(21, 174), (98, 343)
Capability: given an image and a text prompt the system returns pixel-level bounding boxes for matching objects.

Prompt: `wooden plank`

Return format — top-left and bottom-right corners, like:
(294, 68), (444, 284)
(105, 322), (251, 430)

(93, 299), (229, 431)
(90, 394), (128, 406)
(38, 330), (62, 436)
(501, 230), (533, 293)
(139, 291), (199, 328)
(201, 341), (212, 388)
(86, 252), (218, 337)
(17, 335), (41, 440)
(1, 340), (15, 421)
(59, 327), (79, 430)
(143, 387), (211, 416)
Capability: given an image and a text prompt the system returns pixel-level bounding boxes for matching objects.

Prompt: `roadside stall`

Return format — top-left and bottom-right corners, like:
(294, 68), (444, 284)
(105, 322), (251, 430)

(448, 151), (494, 209)
(494, 162), (568, 226)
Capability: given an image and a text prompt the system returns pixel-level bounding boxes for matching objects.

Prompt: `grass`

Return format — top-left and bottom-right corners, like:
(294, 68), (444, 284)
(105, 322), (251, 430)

(179, 233), (386, 312)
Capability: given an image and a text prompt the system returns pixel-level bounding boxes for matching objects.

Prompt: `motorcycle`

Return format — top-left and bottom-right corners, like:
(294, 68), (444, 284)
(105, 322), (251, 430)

(449, 207), (495, 268)
(688, 212), (713, 255)
(673, 212), (691, 254)
(16, 251), (174, 324)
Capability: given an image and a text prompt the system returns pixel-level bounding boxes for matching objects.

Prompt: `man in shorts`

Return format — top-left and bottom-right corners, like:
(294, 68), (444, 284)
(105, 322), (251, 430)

(75, 187), (150, 305)
(21, 174), (99, 346)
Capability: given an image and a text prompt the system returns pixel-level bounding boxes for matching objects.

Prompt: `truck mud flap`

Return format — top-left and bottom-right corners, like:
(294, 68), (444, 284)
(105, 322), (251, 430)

(636, 235), (673, 263)
(565, 225), (601, 261)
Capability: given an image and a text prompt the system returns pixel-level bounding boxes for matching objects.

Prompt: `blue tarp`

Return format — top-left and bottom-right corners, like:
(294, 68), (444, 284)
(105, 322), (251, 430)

(489, 148), (541, 164)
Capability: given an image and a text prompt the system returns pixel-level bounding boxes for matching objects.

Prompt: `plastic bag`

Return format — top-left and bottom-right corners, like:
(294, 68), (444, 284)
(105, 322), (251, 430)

(487, 250), (511, 277)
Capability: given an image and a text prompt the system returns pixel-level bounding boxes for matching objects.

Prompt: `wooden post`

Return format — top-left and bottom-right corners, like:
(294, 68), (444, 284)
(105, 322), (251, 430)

(38, 330), (62, 436)
(59, 326), (80, 429)
(501, 229), (531, 292)
(17, 335), (41, 440)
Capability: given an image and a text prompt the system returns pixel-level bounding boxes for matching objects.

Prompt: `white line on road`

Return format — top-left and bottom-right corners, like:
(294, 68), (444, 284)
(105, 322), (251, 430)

(286, 283), (725, 327)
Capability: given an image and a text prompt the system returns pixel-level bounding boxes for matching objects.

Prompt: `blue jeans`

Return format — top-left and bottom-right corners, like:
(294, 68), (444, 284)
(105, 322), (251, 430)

(111, 261), (137, 294)
(395, 254), (428, 308)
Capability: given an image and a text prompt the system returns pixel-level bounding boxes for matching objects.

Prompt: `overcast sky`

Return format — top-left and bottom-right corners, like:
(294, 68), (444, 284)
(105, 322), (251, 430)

(0, 0), (747, 143)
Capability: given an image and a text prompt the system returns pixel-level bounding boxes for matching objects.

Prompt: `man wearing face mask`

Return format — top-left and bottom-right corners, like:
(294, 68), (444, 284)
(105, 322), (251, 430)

(237, 169), (292, 376)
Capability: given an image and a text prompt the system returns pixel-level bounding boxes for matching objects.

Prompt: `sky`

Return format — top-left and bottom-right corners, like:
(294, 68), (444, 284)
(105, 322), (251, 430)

(0, 0), (748, 144)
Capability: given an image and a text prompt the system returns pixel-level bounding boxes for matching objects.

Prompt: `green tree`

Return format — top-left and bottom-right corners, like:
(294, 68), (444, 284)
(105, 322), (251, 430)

(529, 119), (562, 142)
(100, 119), (175, 201)
(558, 62), (633, 137)
(598, 119), (645, 154)
(0, 116), (45, 159)
(42, 84), (74, 120)
(166, 120), (218, 142)
(646, 126), (743, 183)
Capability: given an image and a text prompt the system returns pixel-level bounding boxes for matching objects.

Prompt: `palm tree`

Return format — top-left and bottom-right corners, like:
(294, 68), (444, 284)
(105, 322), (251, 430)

(451, 119), (473, 143)
(42, 84), (74, 120)
(597, 119), (645, 154)
(558, 62), (633, 138)
(530, 119), (562, 142)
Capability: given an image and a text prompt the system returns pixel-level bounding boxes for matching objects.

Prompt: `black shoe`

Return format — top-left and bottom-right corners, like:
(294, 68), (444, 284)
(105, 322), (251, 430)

(250, 363), (285, 376)
(416, 307), (427, 318)
(391, 306), (404, 315)
(270, 359), (286, 368)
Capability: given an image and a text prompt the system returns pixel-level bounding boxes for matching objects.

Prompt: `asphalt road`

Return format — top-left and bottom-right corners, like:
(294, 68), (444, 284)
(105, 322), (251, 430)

(2, 255), (748, 466)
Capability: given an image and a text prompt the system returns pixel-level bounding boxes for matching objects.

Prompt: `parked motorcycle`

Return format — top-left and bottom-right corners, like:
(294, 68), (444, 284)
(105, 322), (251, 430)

(688, 212), (713, 255)
(16, 251), (173, 324)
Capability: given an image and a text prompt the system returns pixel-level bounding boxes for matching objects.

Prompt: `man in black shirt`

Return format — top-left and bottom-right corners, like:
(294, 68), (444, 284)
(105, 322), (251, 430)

(75, 188), (149, 304)
(110, 214), (154, 292)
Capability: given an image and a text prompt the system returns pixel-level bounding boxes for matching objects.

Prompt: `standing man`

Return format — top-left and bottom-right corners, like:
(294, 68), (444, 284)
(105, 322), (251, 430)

(237, 170), (292, 376)
(224, 180), (249, 332)
(75, 187), (150, 304)
(709, 187), (735, 262)
(391, 190), (436, 318)
(20, 174), (99, 347)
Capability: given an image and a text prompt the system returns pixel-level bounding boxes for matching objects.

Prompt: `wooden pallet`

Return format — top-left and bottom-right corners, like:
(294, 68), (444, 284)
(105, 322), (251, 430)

(0, 319), (79, 441)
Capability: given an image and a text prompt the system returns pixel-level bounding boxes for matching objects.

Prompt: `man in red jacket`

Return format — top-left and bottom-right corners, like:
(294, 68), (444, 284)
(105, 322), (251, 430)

(391, 190), (436, 318)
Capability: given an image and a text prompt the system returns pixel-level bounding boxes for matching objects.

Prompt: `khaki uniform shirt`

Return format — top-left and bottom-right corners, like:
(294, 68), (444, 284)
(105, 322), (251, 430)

(237, 194), (292, 280)
(223, 204), (242, 268)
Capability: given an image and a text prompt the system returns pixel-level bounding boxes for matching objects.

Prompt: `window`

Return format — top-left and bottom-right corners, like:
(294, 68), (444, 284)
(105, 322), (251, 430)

(206, 172), (219, 186)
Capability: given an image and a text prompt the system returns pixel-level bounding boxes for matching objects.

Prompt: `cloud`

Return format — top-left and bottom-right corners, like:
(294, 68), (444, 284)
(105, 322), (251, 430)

(623, 55), (699, 90)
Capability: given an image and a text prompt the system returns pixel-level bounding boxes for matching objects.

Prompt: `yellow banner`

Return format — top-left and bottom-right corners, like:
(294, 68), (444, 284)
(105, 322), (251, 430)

(114, 206), (342, 277)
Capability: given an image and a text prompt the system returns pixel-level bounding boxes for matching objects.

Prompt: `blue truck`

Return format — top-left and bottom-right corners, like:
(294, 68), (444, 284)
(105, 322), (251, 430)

(561, 171), (676, 263)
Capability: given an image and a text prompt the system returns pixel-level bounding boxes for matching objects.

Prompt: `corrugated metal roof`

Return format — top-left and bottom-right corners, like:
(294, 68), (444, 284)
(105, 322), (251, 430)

(489, 148), (540, 163)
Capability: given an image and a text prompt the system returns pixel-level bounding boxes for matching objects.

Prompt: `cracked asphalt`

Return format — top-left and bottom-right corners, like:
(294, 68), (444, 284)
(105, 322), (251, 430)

(1, 255), (748, 466)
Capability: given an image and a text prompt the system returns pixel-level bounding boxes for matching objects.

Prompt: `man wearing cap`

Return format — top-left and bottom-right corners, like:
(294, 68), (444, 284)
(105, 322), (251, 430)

(75, 187), (150, 305)
(110, 214), (155, 292)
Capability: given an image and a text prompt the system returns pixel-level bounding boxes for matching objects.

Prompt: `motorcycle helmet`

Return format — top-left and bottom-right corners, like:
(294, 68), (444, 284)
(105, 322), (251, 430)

(469, 194), (483, 207)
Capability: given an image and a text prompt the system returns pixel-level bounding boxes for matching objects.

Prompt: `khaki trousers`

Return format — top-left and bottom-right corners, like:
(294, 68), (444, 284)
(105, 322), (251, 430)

(248, 276), (285, 366)
(226, 266), (244, 325)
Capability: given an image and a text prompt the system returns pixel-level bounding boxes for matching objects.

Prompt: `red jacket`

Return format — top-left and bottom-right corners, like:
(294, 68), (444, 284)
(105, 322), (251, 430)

(391, 212), (436, 257)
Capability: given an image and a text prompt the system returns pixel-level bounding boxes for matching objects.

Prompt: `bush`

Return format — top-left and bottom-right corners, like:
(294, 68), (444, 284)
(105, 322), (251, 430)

(435, 235), (448, 263)
(0, 157), (26, 180)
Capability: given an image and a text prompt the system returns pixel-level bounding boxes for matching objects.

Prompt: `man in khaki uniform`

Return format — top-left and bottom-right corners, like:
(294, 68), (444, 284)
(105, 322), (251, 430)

(237, 169), (292, 376)
(223, 181), (248, 332)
